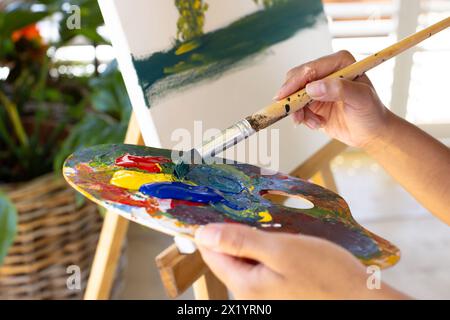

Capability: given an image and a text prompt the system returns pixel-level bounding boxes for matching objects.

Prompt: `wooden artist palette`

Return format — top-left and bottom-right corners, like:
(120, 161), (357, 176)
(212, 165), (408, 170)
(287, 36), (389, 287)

(63, 144), (400, 268)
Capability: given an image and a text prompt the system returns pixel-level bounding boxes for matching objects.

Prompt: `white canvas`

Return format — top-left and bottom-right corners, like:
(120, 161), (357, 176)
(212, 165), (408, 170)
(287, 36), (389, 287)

(99, 0), (333, 173)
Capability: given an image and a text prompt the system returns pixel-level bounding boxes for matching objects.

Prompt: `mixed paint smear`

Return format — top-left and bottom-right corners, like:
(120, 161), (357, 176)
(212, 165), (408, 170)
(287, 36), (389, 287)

(132, 0), (325, 104)
(63, 144), (400, 268)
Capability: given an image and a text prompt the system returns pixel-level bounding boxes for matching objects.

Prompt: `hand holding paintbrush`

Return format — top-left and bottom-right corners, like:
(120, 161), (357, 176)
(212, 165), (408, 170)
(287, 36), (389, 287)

(275, 49), (388, 150)
(187, 16), (450, 164)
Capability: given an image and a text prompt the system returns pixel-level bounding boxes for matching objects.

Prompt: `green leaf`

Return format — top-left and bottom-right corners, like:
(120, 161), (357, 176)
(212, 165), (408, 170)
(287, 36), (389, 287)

(59, 27), (107, 45)
(89, 61), (132, 120)
(53, 114), (128, 173)
(0, 9), (50, 38)
(97, 205), (107, 218)
(57, 0), (108, 45)
(0, 191), (17, 265)
(75, 193), (86, 208)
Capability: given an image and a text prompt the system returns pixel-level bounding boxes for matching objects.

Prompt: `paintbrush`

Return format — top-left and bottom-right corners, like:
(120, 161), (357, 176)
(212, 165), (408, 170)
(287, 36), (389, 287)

(174, 16), (450, 179)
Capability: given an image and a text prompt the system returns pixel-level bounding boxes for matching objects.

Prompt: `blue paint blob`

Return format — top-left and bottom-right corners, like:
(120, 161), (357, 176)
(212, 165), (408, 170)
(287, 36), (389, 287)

(139, 181), (250, 211)
(140, 182), (224, 204)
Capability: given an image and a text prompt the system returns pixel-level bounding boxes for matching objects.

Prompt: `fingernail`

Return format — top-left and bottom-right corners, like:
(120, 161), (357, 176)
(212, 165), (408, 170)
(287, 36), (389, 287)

(272, 94), (279, 101)
(305, 118), (319, 129)
(274, 83), (289, 100)
(306, 81), (325, 98)
(195, 224), (222, 248)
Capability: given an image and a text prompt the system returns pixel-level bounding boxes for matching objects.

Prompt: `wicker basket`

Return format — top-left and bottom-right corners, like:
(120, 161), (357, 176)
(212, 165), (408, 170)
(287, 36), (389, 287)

(0, 174), (126, 299)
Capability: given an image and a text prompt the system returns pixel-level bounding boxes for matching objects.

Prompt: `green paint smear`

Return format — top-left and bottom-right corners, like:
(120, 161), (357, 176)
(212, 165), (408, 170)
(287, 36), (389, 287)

(132, 0), (324, 105)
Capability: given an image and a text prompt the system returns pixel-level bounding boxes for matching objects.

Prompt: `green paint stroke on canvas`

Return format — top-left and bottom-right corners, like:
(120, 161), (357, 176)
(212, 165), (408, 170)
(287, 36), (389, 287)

(132, 0), (324, 105)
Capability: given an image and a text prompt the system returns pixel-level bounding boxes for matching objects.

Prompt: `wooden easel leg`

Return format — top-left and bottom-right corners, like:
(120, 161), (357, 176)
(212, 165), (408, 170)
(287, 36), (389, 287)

(84, 213), (129, 299)
(290, 139), (347, 180)
(193, 270), (229, 300)
(311, 163), (338, 193)
(84, 113), (144, 300)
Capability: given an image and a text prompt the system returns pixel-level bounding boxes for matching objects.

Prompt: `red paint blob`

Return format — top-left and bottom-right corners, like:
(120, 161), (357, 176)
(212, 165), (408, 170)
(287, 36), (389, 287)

(74, 159), (160, 215)
(115, 153), (170, 173)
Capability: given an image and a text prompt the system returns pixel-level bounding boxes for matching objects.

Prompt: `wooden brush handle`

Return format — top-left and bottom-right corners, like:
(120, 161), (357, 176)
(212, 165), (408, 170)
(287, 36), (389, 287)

(245, 16), (450, 131)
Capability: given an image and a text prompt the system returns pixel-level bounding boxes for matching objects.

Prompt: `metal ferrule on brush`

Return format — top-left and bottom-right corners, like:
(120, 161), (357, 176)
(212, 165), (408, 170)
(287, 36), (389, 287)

(198, 119), (255, 159)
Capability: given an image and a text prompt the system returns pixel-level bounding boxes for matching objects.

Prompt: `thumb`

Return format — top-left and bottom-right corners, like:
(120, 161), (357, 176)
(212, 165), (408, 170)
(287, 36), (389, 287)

(194, 223), (281, 271)
(197, 246), (254, 290)
(305, 78), (376, 110)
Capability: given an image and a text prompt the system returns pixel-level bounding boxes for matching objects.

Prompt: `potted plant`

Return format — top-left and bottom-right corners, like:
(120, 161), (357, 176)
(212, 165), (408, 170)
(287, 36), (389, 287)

(0, 0), (130, 298)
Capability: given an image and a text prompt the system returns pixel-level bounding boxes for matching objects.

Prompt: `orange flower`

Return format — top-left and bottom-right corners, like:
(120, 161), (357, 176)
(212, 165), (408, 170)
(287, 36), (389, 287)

(11, 24), (42, 43)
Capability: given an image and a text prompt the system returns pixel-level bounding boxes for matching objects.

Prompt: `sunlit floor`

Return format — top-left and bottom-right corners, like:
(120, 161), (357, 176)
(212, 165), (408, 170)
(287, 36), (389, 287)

(120, 150), (450, 300)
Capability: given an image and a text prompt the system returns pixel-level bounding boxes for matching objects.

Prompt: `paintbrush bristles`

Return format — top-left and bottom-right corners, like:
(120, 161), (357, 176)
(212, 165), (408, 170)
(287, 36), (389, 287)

(173, 148), (201, 179)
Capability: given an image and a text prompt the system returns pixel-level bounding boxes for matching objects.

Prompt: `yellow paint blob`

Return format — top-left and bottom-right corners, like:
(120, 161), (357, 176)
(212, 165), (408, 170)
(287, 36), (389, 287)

(258, 211), (272, 223)
(175, 40), (200, 55)
(110, 170), (174, 190)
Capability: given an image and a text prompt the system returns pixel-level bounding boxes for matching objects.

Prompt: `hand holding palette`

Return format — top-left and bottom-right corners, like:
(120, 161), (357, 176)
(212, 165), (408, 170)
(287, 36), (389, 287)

(63, 144), (400, 268)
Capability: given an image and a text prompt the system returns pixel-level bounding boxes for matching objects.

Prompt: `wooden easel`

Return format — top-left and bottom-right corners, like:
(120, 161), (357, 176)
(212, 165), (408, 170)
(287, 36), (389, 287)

(83, 111), (347, 299)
